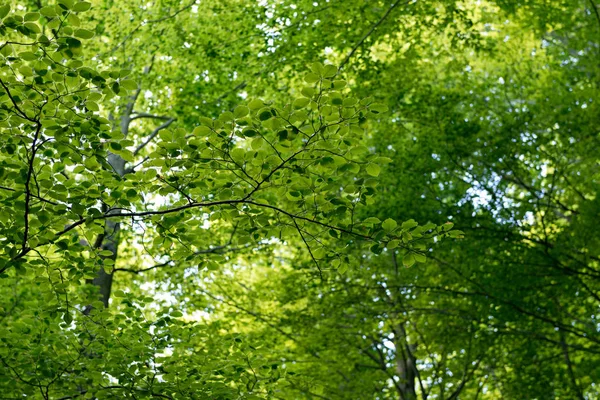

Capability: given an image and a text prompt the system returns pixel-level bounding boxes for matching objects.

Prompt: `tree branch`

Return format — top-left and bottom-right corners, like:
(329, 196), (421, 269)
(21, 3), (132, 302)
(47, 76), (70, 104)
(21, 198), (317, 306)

(113, 242), (253, 275)
(0, 78), (35, 121)
(559, 329), (585, 400)
(130, 112), (172, 121)
(292, 217), (323, 279)
(106, 0), (197, 54)
(589, 0), (600, 30)
(133, 118), (176, 155)
(338, 0), (407, 72)
(6, 191), (387, 272)
(20, 123), (43, 256)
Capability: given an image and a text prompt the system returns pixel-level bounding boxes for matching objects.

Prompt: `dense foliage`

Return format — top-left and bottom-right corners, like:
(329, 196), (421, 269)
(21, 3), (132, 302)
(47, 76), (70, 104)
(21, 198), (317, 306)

(0, 0), (598, 399)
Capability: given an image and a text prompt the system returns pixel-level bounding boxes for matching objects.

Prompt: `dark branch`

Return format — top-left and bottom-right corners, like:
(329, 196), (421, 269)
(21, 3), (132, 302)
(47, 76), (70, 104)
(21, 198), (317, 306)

(338, 0), (407, 72)
(20, 123), (43, 256)
(106, 0), (197, 54)
(133, 118), (176, 155)
(130, 112), (172, 121)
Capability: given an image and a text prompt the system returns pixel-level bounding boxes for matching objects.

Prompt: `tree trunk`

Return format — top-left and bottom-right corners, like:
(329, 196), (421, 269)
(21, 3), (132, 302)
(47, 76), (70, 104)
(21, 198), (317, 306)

(85, 114), (130, 310)
(395, 323), (418, 400)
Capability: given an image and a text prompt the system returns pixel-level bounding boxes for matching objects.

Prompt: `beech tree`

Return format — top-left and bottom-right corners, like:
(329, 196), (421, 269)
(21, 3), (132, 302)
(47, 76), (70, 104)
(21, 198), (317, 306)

(0, 1), (454, 398)
(1, 0), (599, 399)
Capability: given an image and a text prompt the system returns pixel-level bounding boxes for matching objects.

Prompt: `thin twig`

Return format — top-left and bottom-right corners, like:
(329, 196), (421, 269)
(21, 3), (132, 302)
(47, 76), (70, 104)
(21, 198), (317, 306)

(133, 118), (176, 155)
(106, 0), (197, 54)
(338, 0), (407, 73)
(130, 112), (172, 121)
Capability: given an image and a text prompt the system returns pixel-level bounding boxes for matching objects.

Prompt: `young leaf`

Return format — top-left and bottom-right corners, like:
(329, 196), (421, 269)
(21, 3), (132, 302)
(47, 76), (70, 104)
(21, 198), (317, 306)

(366, 164), (380, 177)
(382, 218), (397, 232)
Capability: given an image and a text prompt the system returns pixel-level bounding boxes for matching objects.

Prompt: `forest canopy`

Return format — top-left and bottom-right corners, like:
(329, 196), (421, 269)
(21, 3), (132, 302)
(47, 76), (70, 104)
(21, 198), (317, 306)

(0, 0), (599, 399)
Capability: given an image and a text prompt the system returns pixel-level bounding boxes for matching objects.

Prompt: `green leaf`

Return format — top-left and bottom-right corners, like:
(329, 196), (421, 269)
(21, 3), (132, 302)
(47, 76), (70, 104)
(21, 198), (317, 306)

(442, 222), (454, 231)
(369, 103), (389, 114)
(25, 22), (41, 33)
(331, 97), (343, 106)
(304, 72), (320, 84)
(109, 142), (122, 151)
(401, 219), (418, 230)
(322, 64), (337, 78)
(333, 80), (346, 89)
(234, 105), (249, 118)
(0, 4), (10, 20)
(286, 191), (302, 201)
(370, 243), (382, 254)
(301, 87), (315, 98)
(58, 0), (75, 10)
(196, 118), (212, 127)
(120, 79), (138, 90)
(366, 164), (380, 177)
(375, 157), (393, 164)
(402, 253), (415, 267)
(448, 230), (465, 238)
(193, 126), (212, 137)
(382, 218), (397, 232)
(72, 1), (92, 12)
(311, 62), (324, 74)
(40, 6), (58, 17)
(251, 138), (263, 150)
(343, 98), (358, 107)
(230, 148), (245, 163)
(219, 111), (234, 122)
(387, 240), (399, 249)
(362, 217), (381, 225)
(248, 99), (264, 110)
(242, 128), (258, 137)
(414, 253), (427, 263)
(24, 12), (40, 22)
(86, 101), (99, 111)
(258, 109), (272, 121)
(293, 98), (310, 109)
